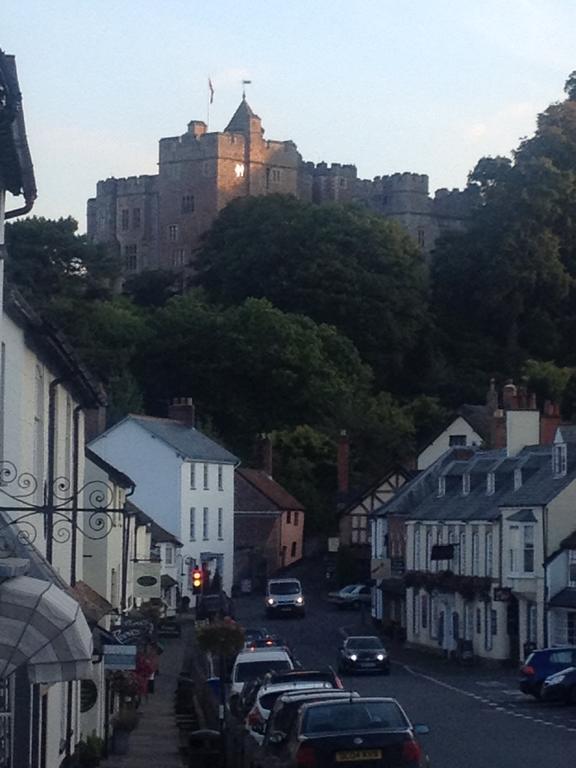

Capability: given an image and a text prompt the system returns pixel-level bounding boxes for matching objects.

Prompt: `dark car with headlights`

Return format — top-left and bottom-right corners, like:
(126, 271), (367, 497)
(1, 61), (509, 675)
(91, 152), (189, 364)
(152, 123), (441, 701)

(541, 665), (576, 704)
(519, 646), (576, 698)
(254, 697), (429, 768)
(338, 635), (390, 674)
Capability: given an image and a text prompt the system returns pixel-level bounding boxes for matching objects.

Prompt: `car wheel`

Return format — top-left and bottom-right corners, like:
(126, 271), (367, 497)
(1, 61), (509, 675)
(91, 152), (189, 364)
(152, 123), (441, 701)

(532, 682), (543, 700)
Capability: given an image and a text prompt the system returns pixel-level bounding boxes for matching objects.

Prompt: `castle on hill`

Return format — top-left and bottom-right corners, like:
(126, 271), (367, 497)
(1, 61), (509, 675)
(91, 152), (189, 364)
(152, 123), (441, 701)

(87, 98), (476, 275)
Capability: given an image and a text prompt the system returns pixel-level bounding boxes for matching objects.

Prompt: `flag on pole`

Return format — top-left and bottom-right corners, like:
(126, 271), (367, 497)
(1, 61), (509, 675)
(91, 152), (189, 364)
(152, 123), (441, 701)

(208, 78), (214, 104)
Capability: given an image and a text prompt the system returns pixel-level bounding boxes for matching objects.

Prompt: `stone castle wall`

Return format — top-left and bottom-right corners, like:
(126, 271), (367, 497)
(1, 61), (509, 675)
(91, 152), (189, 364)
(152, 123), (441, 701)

(87, 103), (474, 274)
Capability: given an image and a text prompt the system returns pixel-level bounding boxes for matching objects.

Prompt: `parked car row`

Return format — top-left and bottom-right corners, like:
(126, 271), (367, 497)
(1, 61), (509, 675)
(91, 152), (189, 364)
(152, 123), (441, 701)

(228, 621), (430, 766)
(519, 646), (576, 703)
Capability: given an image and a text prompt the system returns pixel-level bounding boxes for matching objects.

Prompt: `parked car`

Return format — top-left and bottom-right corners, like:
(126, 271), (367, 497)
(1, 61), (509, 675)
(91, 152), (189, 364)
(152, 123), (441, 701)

(542, 666), (576, 704)
(244, 627), (270, 647)
(519, 646), (576, 698)
(230, 647), (294, 696)
(196, 591), (234, 622)
(245, 680), (337, 744)
(253, 689), (361, 766)
(328, 583), (372, 609)
(338, 635), (390, 674)
(265, 578), (305, 618)
(239, 668), (344, 722)
(254, 696), (430, 768)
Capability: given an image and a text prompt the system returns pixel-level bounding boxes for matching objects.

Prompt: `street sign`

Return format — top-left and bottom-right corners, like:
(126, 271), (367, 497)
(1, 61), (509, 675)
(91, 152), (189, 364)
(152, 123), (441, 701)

(103, 644), (137, 670)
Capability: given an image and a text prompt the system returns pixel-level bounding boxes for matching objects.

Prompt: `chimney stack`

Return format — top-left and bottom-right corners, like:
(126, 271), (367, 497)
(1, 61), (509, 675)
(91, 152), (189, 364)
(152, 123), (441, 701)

(257, 434), (273, 476)
(337, 430), (350, 496)
(486, 378), (498, 412)
(540, 400), (562, 445)
(502, 380), (518, 410)
(168, 397), (196, 427)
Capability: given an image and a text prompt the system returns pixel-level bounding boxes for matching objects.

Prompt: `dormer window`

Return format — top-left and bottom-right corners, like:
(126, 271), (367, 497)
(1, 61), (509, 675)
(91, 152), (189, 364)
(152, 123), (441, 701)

(438, 477), (446, 497)
(553, 444), (567, 477)
(487, 472), (495, 495)
(514, 468), (522, 491)
(462, 474), (470, 496)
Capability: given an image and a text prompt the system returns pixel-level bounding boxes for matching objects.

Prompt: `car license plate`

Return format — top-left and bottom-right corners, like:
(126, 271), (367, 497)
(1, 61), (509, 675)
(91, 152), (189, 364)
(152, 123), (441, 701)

(336, 749), (382, 762)
(360, 661), (375, 667)
(281, 606), (292, 611)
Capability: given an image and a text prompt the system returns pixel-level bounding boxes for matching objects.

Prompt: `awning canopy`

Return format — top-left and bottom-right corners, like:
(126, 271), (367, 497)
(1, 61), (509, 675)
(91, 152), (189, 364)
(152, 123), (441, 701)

(0, 575), (93, 684)
(161, 574), (178, 590)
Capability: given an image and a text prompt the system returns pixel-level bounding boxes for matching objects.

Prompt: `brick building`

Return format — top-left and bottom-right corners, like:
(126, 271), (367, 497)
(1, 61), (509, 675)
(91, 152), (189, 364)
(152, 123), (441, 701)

(87, 98), (476, 275)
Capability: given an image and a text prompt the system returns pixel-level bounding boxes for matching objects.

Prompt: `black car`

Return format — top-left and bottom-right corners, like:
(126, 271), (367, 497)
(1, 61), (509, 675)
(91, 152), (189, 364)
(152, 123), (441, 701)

(253, 689), (361, 766)
(541, 665), (576, 704)
(255, 697), (429, 768)
(338, 635), (390, 674)
(196, 591), (234, 621)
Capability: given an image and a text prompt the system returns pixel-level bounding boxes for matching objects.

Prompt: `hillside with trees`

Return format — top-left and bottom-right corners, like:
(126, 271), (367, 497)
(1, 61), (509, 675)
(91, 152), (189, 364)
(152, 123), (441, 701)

(7, 71), (576, 531)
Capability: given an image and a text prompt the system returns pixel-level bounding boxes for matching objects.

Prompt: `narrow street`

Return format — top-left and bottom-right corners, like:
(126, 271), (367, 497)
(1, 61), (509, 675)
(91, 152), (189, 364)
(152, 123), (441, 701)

(233, 563), (576, 768)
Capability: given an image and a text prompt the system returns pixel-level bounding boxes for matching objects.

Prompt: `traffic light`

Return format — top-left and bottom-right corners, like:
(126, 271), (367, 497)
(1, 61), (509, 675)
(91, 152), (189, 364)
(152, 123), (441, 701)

(191, 567), (203, 595)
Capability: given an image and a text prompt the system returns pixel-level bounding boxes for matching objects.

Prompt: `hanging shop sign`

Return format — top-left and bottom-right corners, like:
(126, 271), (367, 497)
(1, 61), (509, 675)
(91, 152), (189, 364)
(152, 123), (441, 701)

(103, 644), (137, 670)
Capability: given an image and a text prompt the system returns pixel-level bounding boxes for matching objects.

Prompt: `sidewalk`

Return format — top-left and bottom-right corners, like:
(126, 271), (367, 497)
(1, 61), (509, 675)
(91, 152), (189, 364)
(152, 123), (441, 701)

(100, 624), (188, 768)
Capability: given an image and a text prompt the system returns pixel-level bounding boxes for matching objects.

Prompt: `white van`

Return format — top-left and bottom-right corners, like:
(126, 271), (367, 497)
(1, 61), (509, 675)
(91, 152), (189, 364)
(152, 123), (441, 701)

(231, 647), (294, 696)
(265, 578), (305, 617)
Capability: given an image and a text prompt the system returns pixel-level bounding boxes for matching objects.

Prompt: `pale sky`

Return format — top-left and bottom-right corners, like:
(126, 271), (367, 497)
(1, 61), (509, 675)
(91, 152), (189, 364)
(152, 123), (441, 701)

(3, 0), (576, 231)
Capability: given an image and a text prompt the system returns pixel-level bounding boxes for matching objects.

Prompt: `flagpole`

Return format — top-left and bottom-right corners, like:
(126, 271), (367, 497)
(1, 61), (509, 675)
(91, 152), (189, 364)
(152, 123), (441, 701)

(206, 78), (210, 129)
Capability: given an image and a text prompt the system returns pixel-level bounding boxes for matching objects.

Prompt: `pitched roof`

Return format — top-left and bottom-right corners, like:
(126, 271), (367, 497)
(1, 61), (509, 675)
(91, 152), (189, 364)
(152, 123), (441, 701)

(69, 581), (114, 626)
(375, 440), (576, 523)
(225, 98), (260, 133)
(125, 499), (182, 545)
(127, 414), (238, 464)
(85, 448), (134, 489)
(458, 404), (493, 443)
(235, 469), (303, 512)
(339, 464), (416, 518)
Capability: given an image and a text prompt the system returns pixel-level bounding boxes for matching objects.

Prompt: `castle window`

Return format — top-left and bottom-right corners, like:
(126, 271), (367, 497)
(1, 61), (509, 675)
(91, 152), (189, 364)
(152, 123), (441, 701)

(234, 163), (245, 178)
(202, 161), (213, 177)
(339, 178), (347, 189)
(168, 224), (179, 242)
(173, 248), (186, 266)
(124, 244), (137, 271)
(132, 208), (141, 229)
(182, 194), (195, 214)
(417, 228), (426, 248)
(271, 168), (282, 183)
(121, 209), (130, 231)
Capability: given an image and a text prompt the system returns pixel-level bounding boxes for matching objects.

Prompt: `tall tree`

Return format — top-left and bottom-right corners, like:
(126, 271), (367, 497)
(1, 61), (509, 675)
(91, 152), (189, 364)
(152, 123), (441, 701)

(195, 195), (430, 391)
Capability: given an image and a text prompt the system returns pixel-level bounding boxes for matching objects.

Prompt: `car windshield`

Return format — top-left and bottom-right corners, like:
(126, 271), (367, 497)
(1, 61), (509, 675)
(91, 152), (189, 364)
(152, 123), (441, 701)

(235, 660), (292, 682)
(302, 702), (407, 734)
(346, 637), (383, 650)
(269, 581), (301, 595)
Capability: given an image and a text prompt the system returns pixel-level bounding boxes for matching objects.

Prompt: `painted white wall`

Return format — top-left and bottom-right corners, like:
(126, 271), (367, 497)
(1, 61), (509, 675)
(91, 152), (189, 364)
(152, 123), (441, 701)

(506, 411), (540, 456)
(179, 460), (235, 596)
(417, 416), (483, 470)
(90, 420), (180, 536)
(91, 420), (236, 596)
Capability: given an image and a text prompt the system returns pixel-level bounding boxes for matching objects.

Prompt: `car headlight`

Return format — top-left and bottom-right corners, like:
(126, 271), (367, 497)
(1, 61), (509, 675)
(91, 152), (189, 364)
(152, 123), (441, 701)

(295, 596), (304, 604)
(267, 598), (275, 606)
(377, 654), (385, 661)
(349, 653), (358, 662)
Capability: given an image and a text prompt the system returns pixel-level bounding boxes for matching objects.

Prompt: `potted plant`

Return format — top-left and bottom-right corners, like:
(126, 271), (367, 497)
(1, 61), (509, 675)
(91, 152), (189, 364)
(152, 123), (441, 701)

(76, 733), (103, 767)
(111, 708), (139, 755)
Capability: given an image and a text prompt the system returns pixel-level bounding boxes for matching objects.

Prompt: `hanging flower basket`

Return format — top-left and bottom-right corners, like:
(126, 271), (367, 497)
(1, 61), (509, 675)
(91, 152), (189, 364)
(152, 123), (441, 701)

(196, 618), (245, 657)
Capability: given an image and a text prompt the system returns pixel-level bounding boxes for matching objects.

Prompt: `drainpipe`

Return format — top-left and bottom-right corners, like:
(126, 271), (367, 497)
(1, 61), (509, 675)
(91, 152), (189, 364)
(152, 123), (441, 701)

(543, 506), (549, 646)
(121, 485), (135, 612)
(46, 377), (66, 564)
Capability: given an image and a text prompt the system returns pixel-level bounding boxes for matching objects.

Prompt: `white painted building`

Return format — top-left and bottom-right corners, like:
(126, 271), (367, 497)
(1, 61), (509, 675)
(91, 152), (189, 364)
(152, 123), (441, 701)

(89, 400), (239, 597)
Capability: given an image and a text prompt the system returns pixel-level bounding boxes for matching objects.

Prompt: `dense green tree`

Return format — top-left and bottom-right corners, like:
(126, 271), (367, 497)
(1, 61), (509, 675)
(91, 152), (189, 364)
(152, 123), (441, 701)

(432, 74), (576, 388)
(195, 195), (429, 390)
(122, 269), (181, 307)
(521, 359), (574, 407)
(136, 293), (376, 442)
(5, 216), (121, 304)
